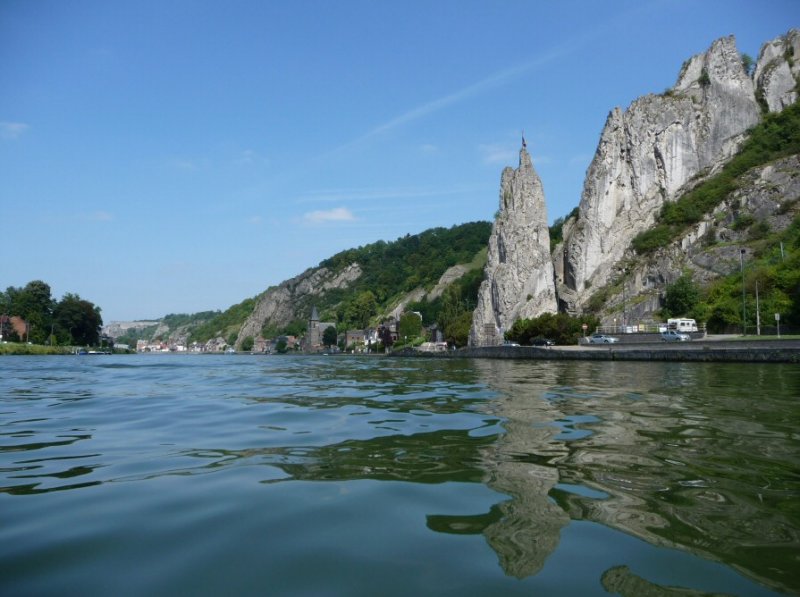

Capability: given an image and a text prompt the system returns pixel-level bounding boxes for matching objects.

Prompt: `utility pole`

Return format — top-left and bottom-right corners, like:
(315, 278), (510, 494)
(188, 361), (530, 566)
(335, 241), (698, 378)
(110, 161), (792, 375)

(740, 249), (747, 336)
(622, 276), (627, 331)
(755, 281), (761, 336)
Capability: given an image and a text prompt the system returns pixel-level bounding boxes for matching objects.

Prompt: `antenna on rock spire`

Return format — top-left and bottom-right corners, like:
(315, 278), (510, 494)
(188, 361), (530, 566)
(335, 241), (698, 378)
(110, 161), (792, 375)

(521, 130), (527, 149)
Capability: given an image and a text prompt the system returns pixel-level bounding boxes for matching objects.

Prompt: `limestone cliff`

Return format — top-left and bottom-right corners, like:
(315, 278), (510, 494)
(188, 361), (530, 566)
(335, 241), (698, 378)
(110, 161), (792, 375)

(755, 29), (800, 113)
(560, 35), (761, 311)
(235, 263), (361, 348)
(593, 153), (800, 328)
(470, 146), (557, 346)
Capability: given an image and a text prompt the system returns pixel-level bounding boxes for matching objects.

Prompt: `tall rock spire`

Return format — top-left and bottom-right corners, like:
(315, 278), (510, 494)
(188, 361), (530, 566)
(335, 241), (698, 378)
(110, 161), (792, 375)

(469, 145), (557, 346)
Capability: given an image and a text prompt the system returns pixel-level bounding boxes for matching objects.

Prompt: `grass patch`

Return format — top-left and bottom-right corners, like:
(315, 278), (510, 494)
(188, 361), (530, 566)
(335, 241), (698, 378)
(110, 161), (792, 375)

(0, 343), (76, 355)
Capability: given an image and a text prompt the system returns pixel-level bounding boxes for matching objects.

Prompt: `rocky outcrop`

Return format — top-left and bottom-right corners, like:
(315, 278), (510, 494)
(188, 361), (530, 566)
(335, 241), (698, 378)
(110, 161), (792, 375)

(755, 29), (800, 113)
(596, 154), (800, 328)
(560, 35), (761, 312)
(427, 264), (470, 301)
(235, 262), (361, 347)
(470, 146), (557, 346)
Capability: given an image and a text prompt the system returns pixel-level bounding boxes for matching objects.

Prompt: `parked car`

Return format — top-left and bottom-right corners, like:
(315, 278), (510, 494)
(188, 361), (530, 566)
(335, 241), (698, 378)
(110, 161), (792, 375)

(661, 330), (691, 342)
(503, 341), (521, 347)
(531, 337), (555, 346)
(589, 334), (619, 344)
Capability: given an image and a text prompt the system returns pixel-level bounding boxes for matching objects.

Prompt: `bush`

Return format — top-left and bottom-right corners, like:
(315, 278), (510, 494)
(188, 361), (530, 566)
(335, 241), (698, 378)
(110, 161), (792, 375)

(748, 220), (771, 240)
(506, 312), (600, 346)
(732, 214), (755, 231)
(632, 225), (675, 253)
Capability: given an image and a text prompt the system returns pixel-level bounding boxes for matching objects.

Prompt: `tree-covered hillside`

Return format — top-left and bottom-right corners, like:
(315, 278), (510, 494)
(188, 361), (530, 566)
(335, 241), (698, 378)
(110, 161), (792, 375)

(130, 221), (493, 345)
(290, 221), (493, 331)
(321, 221), (492, 300)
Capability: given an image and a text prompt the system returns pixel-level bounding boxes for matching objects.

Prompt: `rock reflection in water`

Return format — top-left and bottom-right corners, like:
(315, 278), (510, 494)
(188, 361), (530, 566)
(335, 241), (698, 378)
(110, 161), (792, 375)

(472, 359), (570, 578)
(601, 565), (725, 597)
(473, 359), (800, 593)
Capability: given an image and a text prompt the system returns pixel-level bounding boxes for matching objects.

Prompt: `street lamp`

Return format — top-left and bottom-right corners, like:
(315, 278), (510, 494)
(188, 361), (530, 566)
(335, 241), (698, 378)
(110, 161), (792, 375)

(618, 267), (628, 331)
(740, 249), (747, 336)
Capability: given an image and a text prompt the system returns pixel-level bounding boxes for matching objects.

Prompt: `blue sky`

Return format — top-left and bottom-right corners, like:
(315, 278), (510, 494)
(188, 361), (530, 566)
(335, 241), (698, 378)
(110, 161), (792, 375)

(1, 1), (796, 321)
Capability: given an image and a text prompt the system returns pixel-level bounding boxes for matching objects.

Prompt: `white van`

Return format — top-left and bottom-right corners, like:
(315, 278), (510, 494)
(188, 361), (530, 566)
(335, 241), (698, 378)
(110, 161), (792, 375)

(667, 318), (698, 333)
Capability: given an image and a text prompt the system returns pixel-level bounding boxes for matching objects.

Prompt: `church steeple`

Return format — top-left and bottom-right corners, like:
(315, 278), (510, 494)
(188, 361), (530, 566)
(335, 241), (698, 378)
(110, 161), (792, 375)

(310, 305), (319, 322)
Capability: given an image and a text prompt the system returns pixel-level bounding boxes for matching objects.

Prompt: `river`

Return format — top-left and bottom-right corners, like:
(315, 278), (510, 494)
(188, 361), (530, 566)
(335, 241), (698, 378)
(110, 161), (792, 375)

(1, 354), (797, 596)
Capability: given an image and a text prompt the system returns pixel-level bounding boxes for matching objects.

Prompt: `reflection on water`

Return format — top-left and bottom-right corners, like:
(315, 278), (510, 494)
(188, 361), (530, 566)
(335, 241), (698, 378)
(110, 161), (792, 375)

(473, 359), (800, 593)
(0, 355), (797, 595)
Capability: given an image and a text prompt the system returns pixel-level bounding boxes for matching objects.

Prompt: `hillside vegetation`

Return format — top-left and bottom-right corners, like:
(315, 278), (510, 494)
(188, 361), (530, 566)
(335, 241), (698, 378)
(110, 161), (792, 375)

(678, 214), (800, 332)
(277, 221), (493, 332)
(128, 222), (493, 345)
(321, 221), (492, 299)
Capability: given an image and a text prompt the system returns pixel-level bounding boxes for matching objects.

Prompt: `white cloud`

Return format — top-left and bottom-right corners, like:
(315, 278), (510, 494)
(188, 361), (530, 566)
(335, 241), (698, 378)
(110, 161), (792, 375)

(247, 215), (262, 225)
(88, 210), (115, 221)
(419, 143), (438, 154)
(235, 149), (270, 167)
(0, 121), (29, 139)
(302, 207), (356, 224)
(330, 46), (574, 156)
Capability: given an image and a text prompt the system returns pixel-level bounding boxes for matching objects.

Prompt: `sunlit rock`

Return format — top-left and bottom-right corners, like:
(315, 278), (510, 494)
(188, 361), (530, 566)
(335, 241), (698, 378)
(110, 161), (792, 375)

(470, 145), (557, 346)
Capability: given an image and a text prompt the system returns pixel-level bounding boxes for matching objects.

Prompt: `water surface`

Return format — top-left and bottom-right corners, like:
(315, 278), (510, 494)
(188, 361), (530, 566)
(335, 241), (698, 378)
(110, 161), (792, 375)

(1, 355), (797, 595)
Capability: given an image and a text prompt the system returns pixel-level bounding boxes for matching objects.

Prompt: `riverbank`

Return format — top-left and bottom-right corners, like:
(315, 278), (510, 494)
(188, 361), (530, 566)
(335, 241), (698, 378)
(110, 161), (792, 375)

(396, 338), (800, 363)
(0, 343), (77, 355)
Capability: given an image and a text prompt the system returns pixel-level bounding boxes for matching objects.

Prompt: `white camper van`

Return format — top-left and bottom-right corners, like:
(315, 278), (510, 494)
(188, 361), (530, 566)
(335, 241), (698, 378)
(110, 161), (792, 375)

(667, 318), (698, 333)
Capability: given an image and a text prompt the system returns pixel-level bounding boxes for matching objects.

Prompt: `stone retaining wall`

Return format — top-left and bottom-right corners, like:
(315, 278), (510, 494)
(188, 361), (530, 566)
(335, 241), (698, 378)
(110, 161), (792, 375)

(397, 342), (800, 363)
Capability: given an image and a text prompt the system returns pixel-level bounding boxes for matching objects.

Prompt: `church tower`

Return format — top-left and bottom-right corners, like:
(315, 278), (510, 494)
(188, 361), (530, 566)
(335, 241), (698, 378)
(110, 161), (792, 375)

(307, 305), (320, 349)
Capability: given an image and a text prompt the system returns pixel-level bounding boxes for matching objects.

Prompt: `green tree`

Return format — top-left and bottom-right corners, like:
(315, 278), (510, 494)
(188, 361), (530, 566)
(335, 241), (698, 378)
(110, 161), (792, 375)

(741, 53), (755, 76)
(275, 338), (288, 354)
(346, 291), (378, 328)
(443, 311), (473, 347)
(322, 325), (338, 347)
(241, 336), (255, 351)
(506, 312), (599, 346)
(53, 293), (102, 345)
(663, 274), (700, 317)
(283, 319), (307, 337)
(398, 311), (422, 340)
(12, 280), (54, 343)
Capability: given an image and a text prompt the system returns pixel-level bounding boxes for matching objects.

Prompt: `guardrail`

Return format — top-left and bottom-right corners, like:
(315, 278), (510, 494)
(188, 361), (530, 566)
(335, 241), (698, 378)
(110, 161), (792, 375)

(594, 323), (707, 335)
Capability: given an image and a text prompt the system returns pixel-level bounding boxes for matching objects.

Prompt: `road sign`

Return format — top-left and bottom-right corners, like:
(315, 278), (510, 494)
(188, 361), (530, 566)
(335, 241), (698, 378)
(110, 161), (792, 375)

(775, 313), (780, 321)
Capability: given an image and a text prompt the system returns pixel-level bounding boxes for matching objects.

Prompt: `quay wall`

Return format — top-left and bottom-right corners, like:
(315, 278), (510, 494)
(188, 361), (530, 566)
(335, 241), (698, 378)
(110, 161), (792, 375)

(399, 341), (800, 363)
